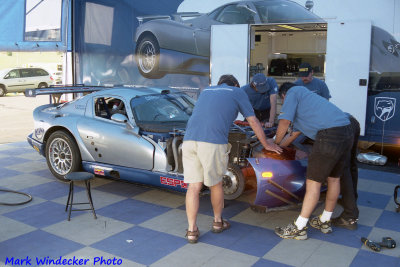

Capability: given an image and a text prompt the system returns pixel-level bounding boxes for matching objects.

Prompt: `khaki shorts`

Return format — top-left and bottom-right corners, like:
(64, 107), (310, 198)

(182, 141), (231, 187)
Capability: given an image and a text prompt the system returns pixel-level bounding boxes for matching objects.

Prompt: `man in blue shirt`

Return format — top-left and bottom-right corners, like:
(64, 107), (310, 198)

(274, 83), (353, 240)
(294, 62), (331, 100)
(183, 74), (282, 243)
(242, 73), (278, 128)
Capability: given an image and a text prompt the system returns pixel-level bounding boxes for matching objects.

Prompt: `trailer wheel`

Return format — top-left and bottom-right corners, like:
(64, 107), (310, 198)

(46, 131), (82, 181)
(135, 35), (165, 79)
(223, 163), (245, 200)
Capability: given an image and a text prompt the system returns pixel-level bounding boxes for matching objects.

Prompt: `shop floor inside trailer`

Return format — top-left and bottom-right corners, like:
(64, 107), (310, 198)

(0, 142), (399, 267)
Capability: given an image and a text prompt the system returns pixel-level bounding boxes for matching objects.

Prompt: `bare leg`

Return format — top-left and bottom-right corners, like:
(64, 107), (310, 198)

(186, 182), (202, 233)
(209, 181), (224, 222)
(325, 177), (340, 212)
(300, 179), (322, 218)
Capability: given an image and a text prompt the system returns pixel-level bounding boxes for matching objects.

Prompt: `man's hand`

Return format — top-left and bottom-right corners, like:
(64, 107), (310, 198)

(264, 121), (274, 128)
(264, 139), (282, 154)
(247, 116), (282, 154)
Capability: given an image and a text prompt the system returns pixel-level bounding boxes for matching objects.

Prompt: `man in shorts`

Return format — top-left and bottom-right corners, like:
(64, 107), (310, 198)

(274, 82), (353, 240)
(183, 74), (282, 243)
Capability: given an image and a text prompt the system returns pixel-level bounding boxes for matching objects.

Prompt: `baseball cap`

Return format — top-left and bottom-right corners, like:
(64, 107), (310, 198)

(298, 63), (313, 77)
(251, 73), (270, 93)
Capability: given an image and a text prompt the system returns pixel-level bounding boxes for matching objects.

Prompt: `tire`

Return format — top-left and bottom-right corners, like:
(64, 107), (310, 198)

(38, 82), (48, 88)
(0, 85), (7, 97)
(223, 163), (245, 200)
(135, 35), (165, 78)
(45, 131), (82, 181)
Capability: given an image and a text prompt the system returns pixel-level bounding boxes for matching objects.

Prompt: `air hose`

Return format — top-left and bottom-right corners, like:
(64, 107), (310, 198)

(0, 189), (33, 206)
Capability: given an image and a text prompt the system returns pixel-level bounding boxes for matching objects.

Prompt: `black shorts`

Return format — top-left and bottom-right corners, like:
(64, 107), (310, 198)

(307, 124), (353, 183)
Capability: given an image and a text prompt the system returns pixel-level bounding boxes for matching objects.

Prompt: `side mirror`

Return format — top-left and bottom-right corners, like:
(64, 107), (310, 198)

(111, 113), (141, 138)
(111, 113), (128, 123)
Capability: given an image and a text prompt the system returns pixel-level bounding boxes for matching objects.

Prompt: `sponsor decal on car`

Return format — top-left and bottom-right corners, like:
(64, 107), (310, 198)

(94, 167), (105, 176)
(160, 176), (187, 189)
(35, 128), (44, 139)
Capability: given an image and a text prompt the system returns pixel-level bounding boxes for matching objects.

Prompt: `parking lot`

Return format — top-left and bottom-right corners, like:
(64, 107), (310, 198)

(0, 93), (49, 144)
(0, 94), (400, 266)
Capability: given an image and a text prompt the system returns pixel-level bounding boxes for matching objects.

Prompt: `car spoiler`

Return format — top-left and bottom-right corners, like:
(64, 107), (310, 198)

(137, 12), (203, 24)
(24, 85), (107, 97)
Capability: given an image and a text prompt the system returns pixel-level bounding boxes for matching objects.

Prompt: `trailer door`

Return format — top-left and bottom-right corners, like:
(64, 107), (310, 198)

(326, 20), (371, 135)
(210, 24), (250, 86)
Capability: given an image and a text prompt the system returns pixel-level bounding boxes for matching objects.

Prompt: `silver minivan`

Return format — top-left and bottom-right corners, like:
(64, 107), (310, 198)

(0, 67), (54, 97)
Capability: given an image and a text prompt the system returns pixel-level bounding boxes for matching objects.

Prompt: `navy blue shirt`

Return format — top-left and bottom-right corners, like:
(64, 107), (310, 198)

(242, 78), (278, 110)
(278, 86), (349, 140)
(294, 77), (331, 100)
(184, 84), (255, 144)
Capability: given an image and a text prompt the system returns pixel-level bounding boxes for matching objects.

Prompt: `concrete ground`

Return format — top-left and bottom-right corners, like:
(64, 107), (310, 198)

(0, 93), (49, 144)
(0, 92), (399, 266)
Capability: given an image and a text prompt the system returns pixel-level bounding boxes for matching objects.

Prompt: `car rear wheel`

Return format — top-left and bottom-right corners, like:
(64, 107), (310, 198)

(0, 85), (6, 97)
(46, 131), (82, 181)
(38, 82), (48, 88)
(135, 35), (165, 78)
(223, 163), (245, 200)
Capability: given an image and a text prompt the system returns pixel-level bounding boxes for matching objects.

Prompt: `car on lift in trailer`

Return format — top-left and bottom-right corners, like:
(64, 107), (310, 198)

(25, 86), (308, 210)
(134, 0), (323, 78)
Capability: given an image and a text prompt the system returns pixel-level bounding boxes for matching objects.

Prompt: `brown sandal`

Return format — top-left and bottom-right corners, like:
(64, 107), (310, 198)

(212, 219), (230, 233)
(185, 228), (200, 244)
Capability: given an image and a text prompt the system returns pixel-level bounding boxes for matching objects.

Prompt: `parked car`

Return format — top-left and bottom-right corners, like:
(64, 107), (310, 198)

(134, 0), (323, 78)
(25, 86), (307, 208)
(0, 67), (54, 96)
(52, 71), (63, 84)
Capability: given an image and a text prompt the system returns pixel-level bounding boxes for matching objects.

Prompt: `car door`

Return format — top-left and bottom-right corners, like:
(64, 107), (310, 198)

(3, 69), (25, 92)
(78, 95), (155, 170)
(20, 68), (37, 90)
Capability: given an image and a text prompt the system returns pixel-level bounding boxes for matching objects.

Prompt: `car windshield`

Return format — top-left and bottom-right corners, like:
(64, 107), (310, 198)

(131, 92), (194, 127)
(254, 0), (323, 23)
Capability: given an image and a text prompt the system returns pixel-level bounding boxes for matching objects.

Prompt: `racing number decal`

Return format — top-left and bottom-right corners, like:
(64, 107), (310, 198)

(160, 176), (187, 189)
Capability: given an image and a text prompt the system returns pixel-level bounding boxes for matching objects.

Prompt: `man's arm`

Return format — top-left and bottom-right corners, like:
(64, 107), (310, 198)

(274, 119), (291, 144)
(279, 131), (302, 147)
(265, 94), (277, 128)
(247, 116), (282, 154)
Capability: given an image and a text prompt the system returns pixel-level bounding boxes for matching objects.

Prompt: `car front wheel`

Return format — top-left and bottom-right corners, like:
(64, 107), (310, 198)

(135, 35), (165, 78)
(46, 131), (82, 181)
(223, 163), (245, 200)
(0, 85), (7, 97)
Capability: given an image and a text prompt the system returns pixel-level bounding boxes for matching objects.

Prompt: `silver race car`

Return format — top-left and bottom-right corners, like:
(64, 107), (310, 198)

(26, 86), (308, 208)
(134, 0), (322, 78)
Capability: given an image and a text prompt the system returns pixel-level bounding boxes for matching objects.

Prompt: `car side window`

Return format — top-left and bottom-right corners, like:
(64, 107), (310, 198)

(34, 68), (49, 76)
(21, 69), (34, 78)
(215, 4), (255, 24)
(94, 97), (127, 120)
(5, 69), (20, 79)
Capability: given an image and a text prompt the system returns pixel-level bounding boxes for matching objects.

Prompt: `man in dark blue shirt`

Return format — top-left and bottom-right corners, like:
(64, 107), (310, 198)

(183, 74), (282, 243)
(294, 62), (331, 100)
(242, 73), (278, 128)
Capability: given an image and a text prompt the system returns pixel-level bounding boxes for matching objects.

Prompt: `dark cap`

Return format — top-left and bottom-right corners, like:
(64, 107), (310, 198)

(251, 73), (270, 93)
(298, 63), (313, 77)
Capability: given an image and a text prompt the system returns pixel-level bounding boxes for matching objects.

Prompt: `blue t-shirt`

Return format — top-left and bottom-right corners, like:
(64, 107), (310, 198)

(242, 77), (278, 110)
(278, 86), (349, 140)
(294, 77), (331, 100)
(184, 84), (255, 144)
